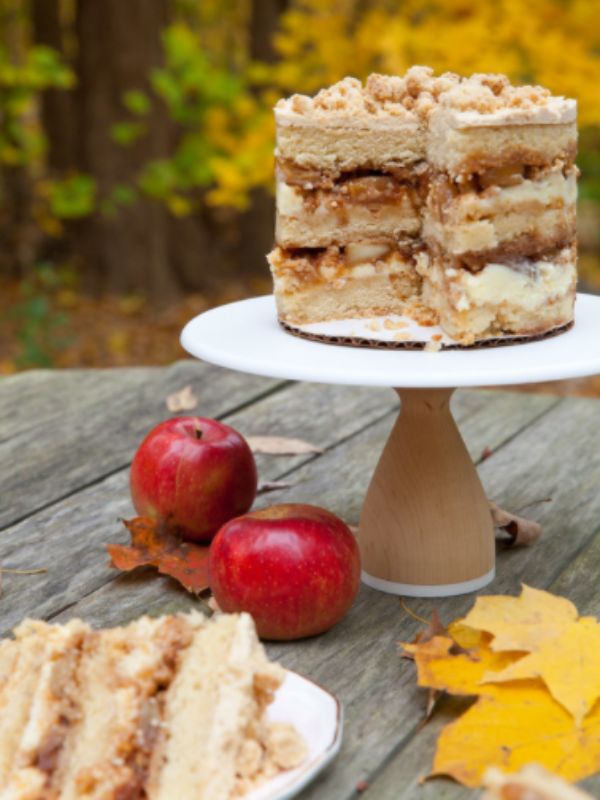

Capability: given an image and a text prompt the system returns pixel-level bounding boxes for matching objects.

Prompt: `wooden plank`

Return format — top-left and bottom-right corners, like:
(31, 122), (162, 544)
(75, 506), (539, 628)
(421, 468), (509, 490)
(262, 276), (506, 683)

(23, 388), (559, 800)
(0, 360), (282, 529)
(0, 379), (402, 635)
(0, 367), (153, 444)
(0, 376), (568, 799)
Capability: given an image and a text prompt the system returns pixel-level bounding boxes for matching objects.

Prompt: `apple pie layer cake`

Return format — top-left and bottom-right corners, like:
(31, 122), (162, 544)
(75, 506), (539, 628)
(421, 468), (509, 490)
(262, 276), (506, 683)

(268, 68), (578, 344)
(0, 612), (306, 800)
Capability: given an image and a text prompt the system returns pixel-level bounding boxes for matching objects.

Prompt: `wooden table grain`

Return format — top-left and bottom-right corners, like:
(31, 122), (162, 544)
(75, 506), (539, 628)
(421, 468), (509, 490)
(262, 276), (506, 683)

(2, 360), (599, 798)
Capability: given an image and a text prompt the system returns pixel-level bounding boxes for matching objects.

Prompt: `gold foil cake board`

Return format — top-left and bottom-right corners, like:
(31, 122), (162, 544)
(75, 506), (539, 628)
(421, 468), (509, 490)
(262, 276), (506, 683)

(280, 315), (573, 351)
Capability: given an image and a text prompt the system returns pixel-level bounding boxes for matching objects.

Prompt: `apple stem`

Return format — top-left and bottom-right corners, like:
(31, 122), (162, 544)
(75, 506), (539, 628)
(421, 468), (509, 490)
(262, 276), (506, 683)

(194, 426), (203, 440)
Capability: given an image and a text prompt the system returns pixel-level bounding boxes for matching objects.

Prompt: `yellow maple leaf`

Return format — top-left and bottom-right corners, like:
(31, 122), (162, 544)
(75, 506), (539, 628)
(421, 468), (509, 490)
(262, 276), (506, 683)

(404, 587), (600, 787)
(433, 684), (600, 788)
(463, 585), (600, 725)
(462, 585), (578, 652)
(483, 616), (600, 726)
(404, 634), (519, 697)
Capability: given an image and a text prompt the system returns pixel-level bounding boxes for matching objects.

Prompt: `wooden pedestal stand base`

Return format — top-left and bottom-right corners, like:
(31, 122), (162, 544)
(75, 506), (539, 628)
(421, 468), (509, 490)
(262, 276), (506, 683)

(359, 388), (495, 597)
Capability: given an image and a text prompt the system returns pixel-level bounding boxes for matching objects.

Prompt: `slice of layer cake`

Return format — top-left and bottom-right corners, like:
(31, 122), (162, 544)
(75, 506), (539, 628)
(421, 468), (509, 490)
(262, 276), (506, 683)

(146, 613), (289, 800)
(0, 612), (306, 800)
(268, 67), (578, 345)
(0, 619), (89, 797)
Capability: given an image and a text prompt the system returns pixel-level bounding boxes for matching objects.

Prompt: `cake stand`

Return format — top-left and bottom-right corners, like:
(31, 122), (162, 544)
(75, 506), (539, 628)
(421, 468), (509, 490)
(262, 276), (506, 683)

(181, 293), (600, 597)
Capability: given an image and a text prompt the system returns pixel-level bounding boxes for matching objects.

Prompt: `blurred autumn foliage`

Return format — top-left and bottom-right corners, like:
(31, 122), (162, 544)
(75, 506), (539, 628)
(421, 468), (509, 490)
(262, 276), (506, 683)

(1, 0), (599, 376)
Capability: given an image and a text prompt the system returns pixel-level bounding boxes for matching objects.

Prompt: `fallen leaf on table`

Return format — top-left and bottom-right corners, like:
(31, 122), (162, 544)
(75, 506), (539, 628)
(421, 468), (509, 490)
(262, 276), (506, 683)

(245, 436), (323, 455)
(257, 480), (293, 495)
(165, 385), (198, 412)
(489, 501), (542, 546)
(107, 517), (209, 594)
(434, 683), (600, 788)
(400, 607), (449, 660)
(422, 687), (442, 724)
(401, 585), (600, 787)
(402, 632), (516, 697)
(463, 584), (577, 653)
(398, 607), (452, 722)
(466, 586), (600, 725)
(481, 765), (596, 800)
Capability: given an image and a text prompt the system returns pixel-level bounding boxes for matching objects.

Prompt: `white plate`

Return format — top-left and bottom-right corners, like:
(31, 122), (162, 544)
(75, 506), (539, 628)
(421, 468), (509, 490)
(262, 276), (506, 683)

(246, 671), (343, 800)
(181, 293), (600, 388)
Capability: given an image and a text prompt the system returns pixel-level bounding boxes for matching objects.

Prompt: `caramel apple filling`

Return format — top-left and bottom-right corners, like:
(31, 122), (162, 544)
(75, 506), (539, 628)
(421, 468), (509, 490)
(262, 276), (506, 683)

(269, 242), (422, 325)
(275, 165), (424, 248)
(268, 243), (419, 290)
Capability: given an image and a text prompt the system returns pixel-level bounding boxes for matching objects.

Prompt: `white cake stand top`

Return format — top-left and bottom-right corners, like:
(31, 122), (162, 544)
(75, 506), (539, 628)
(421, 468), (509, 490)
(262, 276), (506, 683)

(181, 293), (600, 389)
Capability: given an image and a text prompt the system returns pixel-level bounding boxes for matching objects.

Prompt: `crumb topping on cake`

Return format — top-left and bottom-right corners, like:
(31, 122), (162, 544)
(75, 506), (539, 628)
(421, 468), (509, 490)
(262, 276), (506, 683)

(275, 67), (576, 126)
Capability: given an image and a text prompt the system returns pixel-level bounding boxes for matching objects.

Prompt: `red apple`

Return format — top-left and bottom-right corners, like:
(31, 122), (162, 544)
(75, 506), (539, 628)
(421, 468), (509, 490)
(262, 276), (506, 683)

(209, 504), (361, 640)
(130, 416), (257, 542)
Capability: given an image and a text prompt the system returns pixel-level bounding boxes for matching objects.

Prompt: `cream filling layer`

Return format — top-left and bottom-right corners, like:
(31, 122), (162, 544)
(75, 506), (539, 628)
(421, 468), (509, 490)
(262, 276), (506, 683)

(448, 254), (576, 312)
(424, 209), (574, 256)
(424, 170), (576, 254)
(443, 169), (577, 223)
(277, 182), (304, 216)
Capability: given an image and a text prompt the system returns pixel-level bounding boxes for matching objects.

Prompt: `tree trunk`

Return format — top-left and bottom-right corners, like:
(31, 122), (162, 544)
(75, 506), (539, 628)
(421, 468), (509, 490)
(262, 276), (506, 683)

(31, 0), (76, 172)
(249, 0), (288, 63)
(0, 5), (38, 278)
(235, 0), (288, 281)
(74, 0), (178, 304)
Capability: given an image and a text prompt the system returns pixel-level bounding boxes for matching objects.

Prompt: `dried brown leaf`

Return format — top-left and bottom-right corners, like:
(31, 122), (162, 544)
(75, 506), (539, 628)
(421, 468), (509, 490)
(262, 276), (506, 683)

(423, 688), (442, 725)
(107, 517), (209, 594)
(165, 385), (198, 412)
(489, 501), (542, 546)
(401, 607), (449, 660)
(245, 436), (323, 455)
(399, 617), (450, 728)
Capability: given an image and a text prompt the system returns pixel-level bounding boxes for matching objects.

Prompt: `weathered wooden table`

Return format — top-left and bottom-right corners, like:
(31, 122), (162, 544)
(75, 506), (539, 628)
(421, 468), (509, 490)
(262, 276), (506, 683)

(2, 360), (600, 798)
